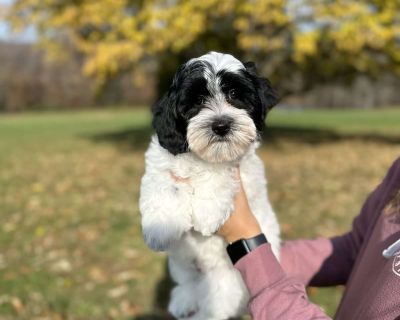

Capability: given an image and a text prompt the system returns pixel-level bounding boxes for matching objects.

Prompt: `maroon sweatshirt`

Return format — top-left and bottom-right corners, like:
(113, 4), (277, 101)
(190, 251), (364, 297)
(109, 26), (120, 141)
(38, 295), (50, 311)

(235, 158), (400, 319)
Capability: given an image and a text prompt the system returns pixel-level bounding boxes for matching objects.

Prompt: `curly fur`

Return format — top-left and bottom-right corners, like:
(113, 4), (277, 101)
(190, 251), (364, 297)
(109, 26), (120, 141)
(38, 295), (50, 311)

(139, 52), (280, 319)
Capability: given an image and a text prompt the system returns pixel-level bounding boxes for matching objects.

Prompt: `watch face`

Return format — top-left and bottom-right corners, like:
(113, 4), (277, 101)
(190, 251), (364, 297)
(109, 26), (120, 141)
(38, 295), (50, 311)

(227, 240), (248, 265)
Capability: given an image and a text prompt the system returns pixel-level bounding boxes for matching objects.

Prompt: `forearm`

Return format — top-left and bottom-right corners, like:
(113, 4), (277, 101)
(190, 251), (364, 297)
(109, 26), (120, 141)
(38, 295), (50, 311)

(280, 236), (354, 286)
(235, 243), (331, 319)
(279, 192), (382, 287)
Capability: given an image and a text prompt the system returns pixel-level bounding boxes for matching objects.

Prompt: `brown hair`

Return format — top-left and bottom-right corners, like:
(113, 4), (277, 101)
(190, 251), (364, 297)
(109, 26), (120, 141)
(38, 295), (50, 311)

(383, 188), (400, 217)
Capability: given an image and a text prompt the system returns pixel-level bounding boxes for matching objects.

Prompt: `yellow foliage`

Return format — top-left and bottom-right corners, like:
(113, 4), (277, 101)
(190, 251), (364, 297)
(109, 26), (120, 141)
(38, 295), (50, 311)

(316, 1), (399, 53)
(7, 0), (400, 82)
(293, 31), (319, 63)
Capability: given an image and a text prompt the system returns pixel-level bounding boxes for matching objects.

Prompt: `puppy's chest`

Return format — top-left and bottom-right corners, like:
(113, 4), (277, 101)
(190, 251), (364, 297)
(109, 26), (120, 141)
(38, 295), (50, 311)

(171, 156), (236, 195)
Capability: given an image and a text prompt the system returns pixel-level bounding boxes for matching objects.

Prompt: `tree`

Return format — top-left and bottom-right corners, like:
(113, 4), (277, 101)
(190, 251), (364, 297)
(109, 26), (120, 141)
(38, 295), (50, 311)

(7, 0), (400, 95)
(291, 0), (400, 85)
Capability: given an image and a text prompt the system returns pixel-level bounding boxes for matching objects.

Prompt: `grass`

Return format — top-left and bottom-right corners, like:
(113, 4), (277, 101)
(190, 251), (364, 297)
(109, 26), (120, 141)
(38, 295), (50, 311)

(268, 108), (400, 133)
(1, 107), (400, 319)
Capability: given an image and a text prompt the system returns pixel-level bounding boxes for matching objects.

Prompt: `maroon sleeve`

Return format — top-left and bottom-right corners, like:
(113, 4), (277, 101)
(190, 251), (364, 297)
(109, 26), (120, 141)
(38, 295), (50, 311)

(235, 243), (331, 319)
(279, 237), (335, 286)
(280, 228), (368, 287)
(280, 158), (400, 287)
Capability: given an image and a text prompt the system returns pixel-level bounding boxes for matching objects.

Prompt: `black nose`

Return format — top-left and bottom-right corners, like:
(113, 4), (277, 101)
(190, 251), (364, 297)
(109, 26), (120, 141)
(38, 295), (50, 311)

(211, 117), (232, 136)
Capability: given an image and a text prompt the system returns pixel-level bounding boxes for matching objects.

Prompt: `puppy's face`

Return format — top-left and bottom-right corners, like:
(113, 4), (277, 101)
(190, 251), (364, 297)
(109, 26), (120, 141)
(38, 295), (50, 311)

(152, 52), (278, 163)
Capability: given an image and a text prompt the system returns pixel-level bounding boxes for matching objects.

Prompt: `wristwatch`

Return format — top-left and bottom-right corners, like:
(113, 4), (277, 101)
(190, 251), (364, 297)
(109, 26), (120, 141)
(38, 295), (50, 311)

(226, 233), (268, 265)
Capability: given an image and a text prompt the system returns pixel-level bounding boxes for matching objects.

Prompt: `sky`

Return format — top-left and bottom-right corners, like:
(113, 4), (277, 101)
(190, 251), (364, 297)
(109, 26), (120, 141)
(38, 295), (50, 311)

(0, 0), (36, 42)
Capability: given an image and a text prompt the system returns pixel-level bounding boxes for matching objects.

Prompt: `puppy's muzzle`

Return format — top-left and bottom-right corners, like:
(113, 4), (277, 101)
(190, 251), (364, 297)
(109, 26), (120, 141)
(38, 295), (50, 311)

(211, 117), (233, 137)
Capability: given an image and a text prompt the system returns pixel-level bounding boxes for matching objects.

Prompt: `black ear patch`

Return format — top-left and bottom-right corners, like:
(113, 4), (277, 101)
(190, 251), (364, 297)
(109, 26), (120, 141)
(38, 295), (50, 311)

(152, 61), (209, 155)
(244, 61), (279, 111)
(243, 61), (257, 74)
(152, 68), (188, 155)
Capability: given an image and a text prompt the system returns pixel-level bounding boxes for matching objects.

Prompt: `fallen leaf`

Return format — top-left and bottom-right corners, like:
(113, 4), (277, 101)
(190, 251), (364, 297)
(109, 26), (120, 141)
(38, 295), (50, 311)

(108, 285), (128, 298)
(89, 266), (107, 283)
(11, 297), (24, 314)
(50, 259), (72, 273)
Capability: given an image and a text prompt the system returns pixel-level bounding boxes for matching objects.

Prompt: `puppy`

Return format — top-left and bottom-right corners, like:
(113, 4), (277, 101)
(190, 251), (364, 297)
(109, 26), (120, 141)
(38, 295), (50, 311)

(139, 52), (280, 319)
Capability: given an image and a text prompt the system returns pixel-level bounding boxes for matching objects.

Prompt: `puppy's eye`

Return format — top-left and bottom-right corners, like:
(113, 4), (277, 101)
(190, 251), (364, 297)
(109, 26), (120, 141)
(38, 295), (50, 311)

(195, 95), (205, 105)
(228, 89), (236, 100)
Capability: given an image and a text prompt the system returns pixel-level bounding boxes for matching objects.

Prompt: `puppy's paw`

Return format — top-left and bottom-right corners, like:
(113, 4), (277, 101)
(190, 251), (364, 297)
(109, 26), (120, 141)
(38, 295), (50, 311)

(192, 221), (219, 237)
(142, 222), (186, 251)
(192, 200), (232, 236)
(168, 285), (199, 319)
(140, 178), (193, 251)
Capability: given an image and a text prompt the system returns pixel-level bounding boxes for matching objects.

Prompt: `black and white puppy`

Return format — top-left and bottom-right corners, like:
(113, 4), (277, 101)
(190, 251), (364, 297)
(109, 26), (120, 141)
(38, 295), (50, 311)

(139, 52), (280, 319)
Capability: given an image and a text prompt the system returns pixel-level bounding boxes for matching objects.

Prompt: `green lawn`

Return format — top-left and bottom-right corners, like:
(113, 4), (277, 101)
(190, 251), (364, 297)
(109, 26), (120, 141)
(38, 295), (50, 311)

(1, 108), (400, 319)
(268, 108), (400, 133)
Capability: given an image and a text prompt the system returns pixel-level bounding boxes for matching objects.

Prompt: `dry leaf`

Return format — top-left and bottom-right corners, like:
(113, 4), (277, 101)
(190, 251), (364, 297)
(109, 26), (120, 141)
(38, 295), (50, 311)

(50, 259), (72, 273)
(11, 297), (24, 314)
(89, 266), (107, 283)
(108, 285), (128, 298)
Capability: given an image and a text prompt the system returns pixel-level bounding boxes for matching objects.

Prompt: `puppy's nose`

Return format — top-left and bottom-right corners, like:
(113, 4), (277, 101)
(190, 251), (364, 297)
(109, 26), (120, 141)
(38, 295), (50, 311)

(212, 117), (232, 136)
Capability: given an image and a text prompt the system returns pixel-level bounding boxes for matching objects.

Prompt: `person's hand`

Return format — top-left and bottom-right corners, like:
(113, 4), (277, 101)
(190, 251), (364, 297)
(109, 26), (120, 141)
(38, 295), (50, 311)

(217, 169), (262, 243)
(170, 169), (262, 243)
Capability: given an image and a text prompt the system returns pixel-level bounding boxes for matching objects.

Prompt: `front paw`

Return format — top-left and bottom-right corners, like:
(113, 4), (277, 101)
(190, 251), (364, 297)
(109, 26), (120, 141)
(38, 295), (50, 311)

(140, 181), (193, 251)
(192, 199), (232, 236)
(142, 222), (186, 251)
(168, 284), (199, 319)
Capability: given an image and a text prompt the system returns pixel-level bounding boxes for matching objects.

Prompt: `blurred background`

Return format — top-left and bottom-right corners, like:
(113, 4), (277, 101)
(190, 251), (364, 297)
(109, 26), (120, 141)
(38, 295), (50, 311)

(0, 0), (399, 319)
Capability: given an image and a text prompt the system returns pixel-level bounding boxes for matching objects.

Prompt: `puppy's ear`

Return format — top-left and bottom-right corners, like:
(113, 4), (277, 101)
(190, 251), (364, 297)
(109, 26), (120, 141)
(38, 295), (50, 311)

(244, 61), (279, 111)
(152, 70), (188, 155)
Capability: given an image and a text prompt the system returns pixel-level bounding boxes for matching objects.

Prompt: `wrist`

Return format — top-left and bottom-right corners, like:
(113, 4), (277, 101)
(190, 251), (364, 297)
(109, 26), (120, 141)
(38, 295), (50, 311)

(225, 224), (262, 244)
(226, 233), (268, 265)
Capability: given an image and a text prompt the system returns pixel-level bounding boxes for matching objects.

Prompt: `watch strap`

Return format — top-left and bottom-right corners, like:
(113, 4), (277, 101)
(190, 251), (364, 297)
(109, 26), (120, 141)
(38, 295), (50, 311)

(226, 233), (268, 265)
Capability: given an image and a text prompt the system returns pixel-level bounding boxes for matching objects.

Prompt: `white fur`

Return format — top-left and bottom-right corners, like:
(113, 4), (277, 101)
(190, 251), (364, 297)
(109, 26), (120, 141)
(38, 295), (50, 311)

(139, 136), (280, 319)
(188, 51), (244, 74)
(188, 52), (244, 95)
(187, 104), (257, 163)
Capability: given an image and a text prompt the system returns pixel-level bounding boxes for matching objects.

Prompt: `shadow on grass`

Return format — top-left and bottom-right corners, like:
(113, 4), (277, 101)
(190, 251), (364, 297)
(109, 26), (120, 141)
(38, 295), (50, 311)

(263, 125), (400, 145)
(89, 124), (400, 151)
(133, 260), (175, 320)
(89, 125), (153, 152)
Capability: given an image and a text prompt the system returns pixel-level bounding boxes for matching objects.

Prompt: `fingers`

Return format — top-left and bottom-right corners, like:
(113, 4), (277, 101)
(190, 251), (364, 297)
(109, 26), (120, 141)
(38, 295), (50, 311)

(233, 166), (241, 181)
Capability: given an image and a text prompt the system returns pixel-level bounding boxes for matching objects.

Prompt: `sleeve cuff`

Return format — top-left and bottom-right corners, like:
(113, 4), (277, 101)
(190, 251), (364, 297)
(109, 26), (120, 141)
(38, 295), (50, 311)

(234, 243), (286, 297)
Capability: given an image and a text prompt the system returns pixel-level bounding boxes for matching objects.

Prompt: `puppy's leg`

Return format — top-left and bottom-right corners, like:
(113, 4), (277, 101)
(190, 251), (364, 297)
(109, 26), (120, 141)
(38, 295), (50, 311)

(168, 282), (200, 320)
(239, 153), (281, 258)
(140, 173), (193, 251)
(167, 248), (204, 318)
(191, 176), (239, 236)
(190, 267), (249, 320)
(191, 198), (232, 236)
